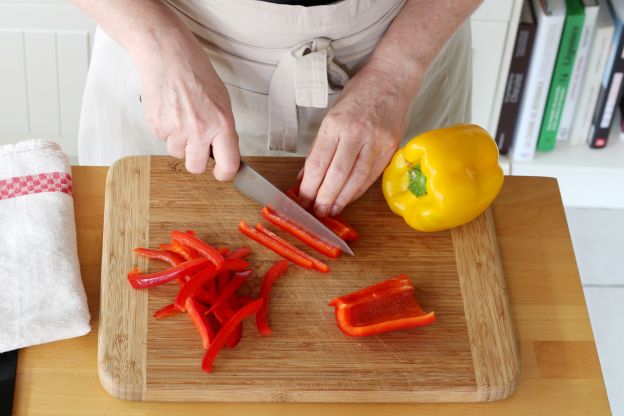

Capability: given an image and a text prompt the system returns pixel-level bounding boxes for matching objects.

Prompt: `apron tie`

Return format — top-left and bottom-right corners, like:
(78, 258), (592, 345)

(268, 38), (350, 152)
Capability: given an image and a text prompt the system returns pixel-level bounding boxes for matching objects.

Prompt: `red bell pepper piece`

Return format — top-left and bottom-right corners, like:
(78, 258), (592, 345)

(285, 185), (359, 241)
(260, 207), (341, 258)
(206, 270), (252, 315)
(238, 221), (314, 269)
(218, 246), (230, 256)
(174, 265), (218, 311)
(255, 223), (329, 273)
(228, 246), (251, 259)
(201, 299), (263, 372)
(127, 257), (210, 289)
(256, 260), (289, 336)
(171, 230), (225, 271)
(153, 303), (182, 320)
(328, 275), (435, 337)
(133, 247), (185, 267)
(186, 296), (216, 349)
(318, 215), (359, 242)
(222, 257), (250, 272)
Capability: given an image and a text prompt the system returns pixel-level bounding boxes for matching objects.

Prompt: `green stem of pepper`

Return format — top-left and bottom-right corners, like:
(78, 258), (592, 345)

(407, 165), (427, 197)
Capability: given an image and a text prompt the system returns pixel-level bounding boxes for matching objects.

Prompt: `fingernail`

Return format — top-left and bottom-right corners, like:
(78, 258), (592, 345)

(315, 204), (329, 217)
(330, 204), (341, 217)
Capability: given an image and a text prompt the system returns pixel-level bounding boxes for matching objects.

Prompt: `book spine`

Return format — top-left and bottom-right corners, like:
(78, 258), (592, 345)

(495, 22), (537, 155)
(537, 7), (585, 152)
(511, 4), (565, 162)
(588, 23), (624, 148)
(570, 22), (614, 144)
(557, 5), (600, 141)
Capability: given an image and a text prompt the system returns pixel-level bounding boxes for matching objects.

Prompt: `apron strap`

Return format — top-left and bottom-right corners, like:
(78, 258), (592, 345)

(268, 38), (349, 152)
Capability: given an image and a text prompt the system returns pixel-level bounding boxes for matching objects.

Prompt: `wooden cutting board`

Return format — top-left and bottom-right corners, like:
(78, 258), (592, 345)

(98, 156), (519, 403)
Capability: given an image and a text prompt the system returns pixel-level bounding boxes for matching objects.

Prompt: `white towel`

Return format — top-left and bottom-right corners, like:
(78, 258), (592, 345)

(0, 140), (90, 353)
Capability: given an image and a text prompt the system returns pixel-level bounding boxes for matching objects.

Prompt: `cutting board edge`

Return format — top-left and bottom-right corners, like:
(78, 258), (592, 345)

(98, 156), (151, 401)
(452, 208), (521, 402)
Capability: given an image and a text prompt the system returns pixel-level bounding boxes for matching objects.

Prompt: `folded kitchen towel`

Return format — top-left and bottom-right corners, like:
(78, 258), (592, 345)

(0, 140), (90, 353)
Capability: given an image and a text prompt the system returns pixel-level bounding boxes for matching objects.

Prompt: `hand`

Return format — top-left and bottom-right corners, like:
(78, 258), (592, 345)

(298, 65), (420, 217)
(135, 40), (240, 179)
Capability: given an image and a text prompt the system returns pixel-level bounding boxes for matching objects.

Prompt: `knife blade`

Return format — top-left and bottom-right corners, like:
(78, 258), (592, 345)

(232, 160), (354, 256)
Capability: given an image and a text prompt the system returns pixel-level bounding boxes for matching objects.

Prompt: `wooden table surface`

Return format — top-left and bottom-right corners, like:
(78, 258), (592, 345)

(12, 166), (610, 415)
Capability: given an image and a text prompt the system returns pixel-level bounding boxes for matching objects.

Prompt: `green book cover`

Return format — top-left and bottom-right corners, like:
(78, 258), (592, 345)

(537, 0), (585, 152)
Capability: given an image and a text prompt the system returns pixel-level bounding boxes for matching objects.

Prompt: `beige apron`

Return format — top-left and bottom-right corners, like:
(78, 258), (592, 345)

(78, 0), (472, 165)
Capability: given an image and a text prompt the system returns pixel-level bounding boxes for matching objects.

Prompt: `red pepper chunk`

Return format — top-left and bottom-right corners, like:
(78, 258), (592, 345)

(238, 221), (314, 269)
(171, 230), (225, 271)
(329, 276), (435, 337)
(153, 303), (182, 320)
(133, 248), (185, 267)
(127, 257), (210, 289)
(228, 246), (251, 259)
(202, 299), (263, 372)
(261, 207), (341, 258)
(186, 296), (216, 349)
(256, 260), (289, 336)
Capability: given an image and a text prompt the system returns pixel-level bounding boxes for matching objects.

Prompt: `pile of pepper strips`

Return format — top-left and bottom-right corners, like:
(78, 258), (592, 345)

(127, 187), (434, 373)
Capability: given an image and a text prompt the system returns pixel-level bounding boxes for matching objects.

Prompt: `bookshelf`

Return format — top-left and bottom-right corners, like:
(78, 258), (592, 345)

(508, 112), (624, 209)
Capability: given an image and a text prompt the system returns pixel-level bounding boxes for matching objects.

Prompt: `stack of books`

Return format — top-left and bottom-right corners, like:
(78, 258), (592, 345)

(495, 0), (624, 160)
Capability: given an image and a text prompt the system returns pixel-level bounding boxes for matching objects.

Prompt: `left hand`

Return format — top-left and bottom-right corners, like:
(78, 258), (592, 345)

(298, 65), (421, 217)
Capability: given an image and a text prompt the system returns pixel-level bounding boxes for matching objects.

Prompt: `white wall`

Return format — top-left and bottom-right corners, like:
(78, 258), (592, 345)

(0, 0), (95, 162)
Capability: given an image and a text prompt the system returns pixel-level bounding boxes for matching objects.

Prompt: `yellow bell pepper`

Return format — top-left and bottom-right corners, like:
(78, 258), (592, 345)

(382, 124), (503, 232)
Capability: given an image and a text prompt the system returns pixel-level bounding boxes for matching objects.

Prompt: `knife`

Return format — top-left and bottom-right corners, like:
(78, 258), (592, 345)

(215, 156), (354, 256)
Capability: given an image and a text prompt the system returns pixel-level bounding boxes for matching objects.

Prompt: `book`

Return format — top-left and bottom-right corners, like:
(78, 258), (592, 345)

(495, 0), (537, 155)
(570, 0), (615, 145)
(588, 0), (624, 148)
(557, 0), (600, 141)
(511, 0), (566, 162)
(537, 0), (585, 152)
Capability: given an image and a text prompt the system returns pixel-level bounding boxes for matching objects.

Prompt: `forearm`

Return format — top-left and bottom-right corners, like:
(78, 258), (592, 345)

(72, 0), (202, 69)
(364, 0), (482, 98)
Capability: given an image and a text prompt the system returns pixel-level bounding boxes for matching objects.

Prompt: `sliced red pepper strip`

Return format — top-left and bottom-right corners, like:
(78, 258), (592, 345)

(329, 276), (435, 337)
(228, 246), (251, 259)
(286, 185), (358, 241)
(133, 247), (184, 267)
(255, 223), (329, 273)
(201, 299), (263, 372)
(261, 207), (341, 258)
(216, 272), (242, 348)
(153, 303), (182, 320)
(318, 215), (359, 241)
(256, 260), (289, 336)
(222, 257), (249, 272)
(218, 246), (230, 256)
(169, 240), (201, 261)
(206, 270), (252, 315)
(127, 257), (210, 289)
(171, 230), (225, 271)
(238, 221), (313, 269)
(186, 296), (216, 349)
(174, 265), (217, 311)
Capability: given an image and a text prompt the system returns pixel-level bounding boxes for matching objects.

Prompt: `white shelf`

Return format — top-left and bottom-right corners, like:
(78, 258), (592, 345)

(508, 114), (624, 209)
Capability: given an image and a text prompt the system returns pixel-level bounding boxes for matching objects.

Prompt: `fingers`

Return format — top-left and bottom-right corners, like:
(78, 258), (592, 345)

(184, 136), (211, 174)
(211, 131), (240, 181)
(166, 135), (187, 159)
(298, 131), (339, 210)
(313, 138), (363, 217)
(329, 146), (375, 216)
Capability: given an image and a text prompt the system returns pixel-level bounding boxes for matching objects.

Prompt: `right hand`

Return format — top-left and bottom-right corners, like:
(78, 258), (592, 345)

(135, 40), (240, 180)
